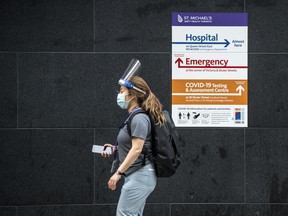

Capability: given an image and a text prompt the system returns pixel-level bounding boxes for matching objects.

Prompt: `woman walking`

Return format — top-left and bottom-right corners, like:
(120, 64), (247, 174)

(102, 59), (166, 216)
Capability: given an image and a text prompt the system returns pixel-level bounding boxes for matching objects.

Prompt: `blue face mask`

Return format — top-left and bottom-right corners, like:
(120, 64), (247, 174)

(117, 93), (131, 109)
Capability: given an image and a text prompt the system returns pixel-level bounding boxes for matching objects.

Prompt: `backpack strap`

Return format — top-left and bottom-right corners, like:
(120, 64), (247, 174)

(125, 109), (149, 166)
(148, 113), (157, 157)
(125, 109), (147, 136)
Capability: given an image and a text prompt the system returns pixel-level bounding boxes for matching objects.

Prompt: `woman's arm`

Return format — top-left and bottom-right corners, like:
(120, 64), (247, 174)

(107, 137), (144, 190)
(117, 137), (145, 173)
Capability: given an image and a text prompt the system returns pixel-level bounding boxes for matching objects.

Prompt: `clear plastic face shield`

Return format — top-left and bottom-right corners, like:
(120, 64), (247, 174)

(118, 59), (146, 94)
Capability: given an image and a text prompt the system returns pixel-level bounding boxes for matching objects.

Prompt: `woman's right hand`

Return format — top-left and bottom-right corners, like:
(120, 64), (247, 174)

(101, 144), (114, 158)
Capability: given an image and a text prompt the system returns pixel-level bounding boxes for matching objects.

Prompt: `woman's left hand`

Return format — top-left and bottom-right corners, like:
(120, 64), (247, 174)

(108, 173), (121, 190)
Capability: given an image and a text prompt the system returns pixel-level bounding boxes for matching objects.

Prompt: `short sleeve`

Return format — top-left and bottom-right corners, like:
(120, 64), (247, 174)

(130, 113), (150, 140)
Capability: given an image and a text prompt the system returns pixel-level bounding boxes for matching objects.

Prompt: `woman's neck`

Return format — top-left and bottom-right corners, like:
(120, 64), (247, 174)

(128, 101), (139, 113)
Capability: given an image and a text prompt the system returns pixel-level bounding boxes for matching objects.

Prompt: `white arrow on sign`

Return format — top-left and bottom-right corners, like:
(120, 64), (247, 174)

(236, 85), (245, 95)
(172, 85), (245, 96)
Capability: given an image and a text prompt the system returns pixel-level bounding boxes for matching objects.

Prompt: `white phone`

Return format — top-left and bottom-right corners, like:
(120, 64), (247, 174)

(92, 145), (112, 154)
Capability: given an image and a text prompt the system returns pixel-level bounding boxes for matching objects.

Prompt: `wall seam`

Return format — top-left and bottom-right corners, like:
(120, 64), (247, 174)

(3, 203), (288, 208)
(244, 128), (247, 203)
(93, 128), (96, 204)
(93, 0), (95, 52)
(169, 203), (288, 205)
(1, 127), (287, 130)
(1, 51), (288, 55)
(0, 51), (171, 54)
(16, 52), (19, 129)
(0, 128), (116, 130)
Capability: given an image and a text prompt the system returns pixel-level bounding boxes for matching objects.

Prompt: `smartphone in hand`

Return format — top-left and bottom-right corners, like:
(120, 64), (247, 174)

(92, 145), (112, 154)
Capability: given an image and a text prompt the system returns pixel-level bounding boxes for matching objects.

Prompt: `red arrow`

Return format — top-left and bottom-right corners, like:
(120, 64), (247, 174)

(174, 58), (247, 68)
(174, 58), (183, 67)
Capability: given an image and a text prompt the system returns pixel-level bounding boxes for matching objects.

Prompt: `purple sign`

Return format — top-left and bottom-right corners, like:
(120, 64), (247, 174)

(172, 12), (248, 26)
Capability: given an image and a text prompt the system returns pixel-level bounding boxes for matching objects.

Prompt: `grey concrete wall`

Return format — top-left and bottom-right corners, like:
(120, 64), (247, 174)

(1, 0), (288, 215)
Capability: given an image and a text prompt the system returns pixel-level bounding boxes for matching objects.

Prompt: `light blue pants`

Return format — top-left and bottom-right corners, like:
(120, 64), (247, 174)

(116, 163), (157, 216)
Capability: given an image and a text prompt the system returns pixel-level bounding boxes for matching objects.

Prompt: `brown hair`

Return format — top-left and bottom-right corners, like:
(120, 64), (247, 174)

(129, 76), (166, 125)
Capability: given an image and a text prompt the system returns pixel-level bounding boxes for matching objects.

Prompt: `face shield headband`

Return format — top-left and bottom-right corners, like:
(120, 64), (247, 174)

(118, 58), (146, 94)
(118, 79), (146, 94)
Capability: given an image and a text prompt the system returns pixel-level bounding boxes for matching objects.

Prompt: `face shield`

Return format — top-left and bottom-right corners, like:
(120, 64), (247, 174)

(118, 59), (146, 94)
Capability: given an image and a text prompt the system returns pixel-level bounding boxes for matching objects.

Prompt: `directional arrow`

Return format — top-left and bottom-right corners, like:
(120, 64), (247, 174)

(172, 85), (245, 96)
(174, 58), (248, 69)
(172, 39), (230, 47)
(175, 58), (183, 67)
(236, 85), (245, 95)
(172, 92), (243, 96)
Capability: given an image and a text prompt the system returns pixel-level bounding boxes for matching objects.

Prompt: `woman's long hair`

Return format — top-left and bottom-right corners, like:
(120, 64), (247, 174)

(129, 76), (166, 125)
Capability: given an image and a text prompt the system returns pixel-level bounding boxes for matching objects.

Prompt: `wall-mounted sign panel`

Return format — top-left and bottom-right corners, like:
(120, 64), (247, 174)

(172, 12), (248, 127)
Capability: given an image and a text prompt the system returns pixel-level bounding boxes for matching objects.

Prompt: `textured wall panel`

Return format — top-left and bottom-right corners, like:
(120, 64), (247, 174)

(94, 0), (214, 52)
(171, 204), (288, 216)
(0, 129), (93, 205)
(247, 0), (288, 52)
(16, 204), (169, 216)
(246, 129), (288, 203)
(248, 54), (288, 127)
(171, 204), (244, 216)
(143, 204), (170, 216)
(0, 54), (17, 128)
(212, 0), (244, 12)
(17, 205), (95, 216)
(0, 207), (16, 216)
(245, 204), (288, 216)
(0, 0), (93, 52)
(18, 53), (169, 128)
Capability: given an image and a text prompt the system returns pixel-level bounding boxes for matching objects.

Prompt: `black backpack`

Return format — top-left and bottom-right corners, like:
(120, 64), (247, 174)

(126, 109), (181, 177)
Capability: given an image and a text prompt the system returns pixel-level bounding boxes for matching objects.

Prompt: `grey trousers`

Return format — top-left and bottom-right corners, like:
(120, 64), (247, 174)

(116, 163), (157, 216)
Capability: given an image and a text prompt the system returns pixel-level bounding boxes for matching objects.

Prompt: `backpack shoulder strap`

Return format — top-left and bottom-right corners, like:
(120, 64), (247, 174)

(125, 109), (150, 166)
(125, 109), (147, 137)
